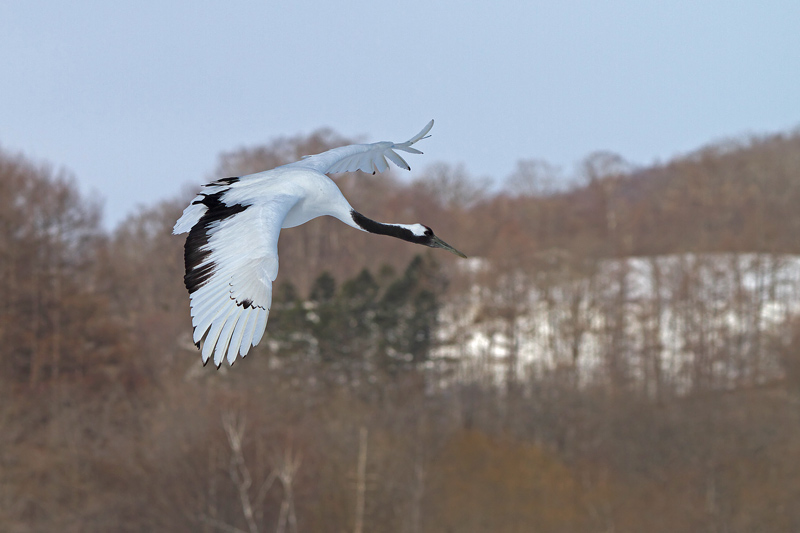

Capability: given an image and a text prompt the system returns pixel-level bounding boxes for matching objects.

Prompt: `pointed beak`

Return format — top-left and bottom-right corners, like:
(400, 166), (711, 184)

(430, 235), (467, 258)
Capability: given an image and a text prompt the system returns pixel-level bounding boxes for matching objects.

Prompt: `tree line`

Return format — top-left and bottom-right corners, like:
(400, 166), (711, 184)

(2, 126), (800, 532)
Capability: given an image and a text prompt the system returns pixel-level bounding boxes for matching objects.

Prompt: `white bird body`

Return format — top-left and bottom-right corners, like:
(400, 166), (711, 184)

(174, 120), (465, 367)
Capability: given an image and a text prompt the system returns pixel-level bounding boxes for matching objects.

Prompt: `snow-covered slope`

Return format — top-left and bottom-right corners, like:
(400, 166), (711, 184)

(437, 254), (800, 391)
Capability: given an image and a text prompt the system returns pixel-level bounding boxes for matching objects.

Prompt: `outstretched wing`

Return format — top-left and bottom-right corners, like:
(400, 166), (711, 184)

(286, 119), (433, 175)
(174, 187), (301, 366)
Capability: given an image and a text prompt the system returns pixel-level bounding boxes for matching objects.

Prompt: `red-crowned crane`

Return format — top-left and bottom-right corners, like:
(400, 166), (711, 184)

(173, 120), (466, 367)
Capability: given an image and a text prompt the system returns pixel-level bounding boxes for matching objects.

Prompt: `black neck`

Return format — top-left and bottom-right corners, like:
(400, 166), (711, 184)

(351, 210), (420, 243)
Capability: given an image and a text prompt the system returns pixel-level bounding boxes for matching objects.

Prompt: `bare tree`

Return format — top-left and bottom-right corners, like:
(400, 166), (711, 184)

(273, 440), (302, 533)
(221, 412), (261, 533)
(354, 426), (368, 533)
(504, 158), (562, 197)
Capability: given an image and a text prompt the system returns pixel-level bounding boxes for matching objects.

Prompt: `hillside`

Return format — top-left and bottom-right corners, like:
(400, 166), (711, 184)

(2, 128), (800, 532)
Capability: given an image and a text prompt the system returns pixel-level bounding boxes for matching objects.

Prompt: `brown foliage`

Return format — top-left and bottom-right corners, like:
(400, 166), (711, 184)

(429, 430), (584, 532)
(3, 128), (800, 532)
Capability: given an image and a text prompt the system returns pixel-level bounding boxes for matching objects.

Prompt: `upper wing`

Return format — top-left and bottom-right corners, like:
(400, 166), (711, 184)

(175, 187), (301, 366)
(286, 119), (433, 175)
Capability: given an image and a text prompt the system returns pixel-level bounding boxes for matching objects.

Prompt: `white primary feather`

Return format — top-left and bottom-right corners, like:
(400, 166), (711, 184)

(287, 119), (433, 175)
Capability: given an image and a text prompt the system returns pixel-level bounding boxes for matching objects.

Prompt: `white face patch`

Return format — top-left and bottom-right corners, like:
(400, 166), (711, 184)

(393, 223), (428, 237)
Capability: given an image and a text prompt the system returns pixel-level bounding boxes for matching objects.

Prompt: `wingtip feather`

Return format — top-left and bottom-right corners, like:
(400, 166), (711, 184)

(406, 120), (434, 145)
(252, 307), (270, 346)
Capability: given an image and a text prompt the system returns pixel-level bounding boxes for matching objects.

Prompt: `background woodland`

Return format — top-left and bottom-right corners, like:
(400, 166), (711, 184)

(3, 127), (800, 532)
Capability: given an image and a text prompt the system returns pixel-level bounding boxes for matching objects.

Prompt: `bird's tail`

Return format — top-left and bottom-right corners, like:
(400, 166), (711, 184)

(173, 179), (237, 234)
(173, 201), (208, 234)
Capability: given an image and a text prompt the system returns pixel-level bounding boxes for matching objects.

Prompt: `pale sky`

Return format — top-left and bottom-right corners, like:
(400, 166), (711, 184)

(2, 1), (798, 228)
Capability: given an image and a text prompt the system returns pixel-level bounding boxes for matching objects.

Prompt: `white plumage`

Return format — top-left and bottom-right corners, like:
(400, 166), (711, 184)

(174, 120), (465, 367)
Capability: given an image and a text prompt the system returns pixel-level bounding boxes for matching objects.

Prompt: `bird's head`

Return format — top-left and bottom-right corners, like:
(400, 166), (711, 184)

(407, 224), (467, 258)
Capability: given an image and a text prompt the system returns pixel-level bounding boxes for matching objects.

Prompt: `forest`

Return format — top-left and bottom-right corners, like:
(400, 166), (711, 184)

(2, 126), (800, 532)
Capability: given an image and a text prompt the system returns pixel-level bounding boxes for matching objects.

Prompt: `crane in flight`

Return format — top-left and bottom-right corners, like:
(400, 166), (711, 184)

(174, 120), (466, 367)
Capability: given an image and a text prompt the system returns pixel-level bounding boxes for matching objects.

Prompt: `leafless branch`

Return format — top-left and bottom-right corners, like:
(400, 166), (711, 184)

(222, 411), (260, 533)
(274, 441), (302, 533)
(199, 514), (252, 533)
